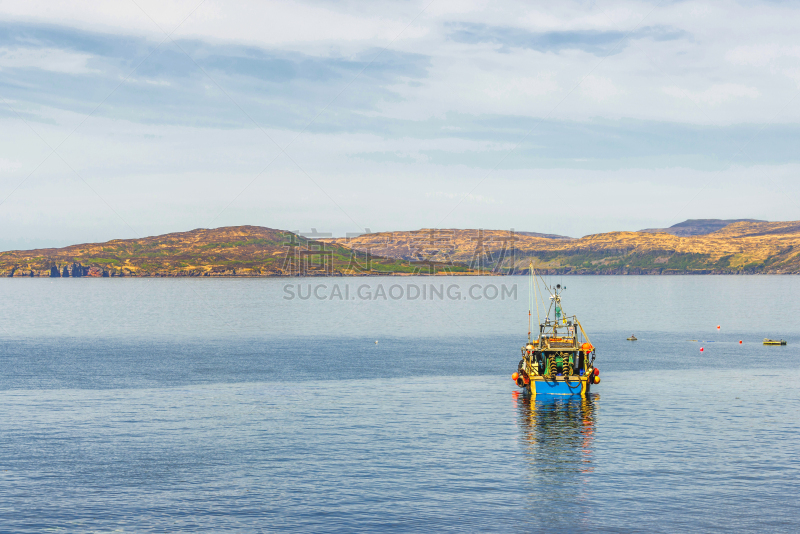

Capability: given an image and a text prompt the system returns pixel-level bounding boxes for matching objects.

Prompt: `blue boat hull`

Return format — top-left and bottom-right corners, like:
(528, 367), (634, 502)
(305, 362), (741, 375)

(531, 377), (591, 396)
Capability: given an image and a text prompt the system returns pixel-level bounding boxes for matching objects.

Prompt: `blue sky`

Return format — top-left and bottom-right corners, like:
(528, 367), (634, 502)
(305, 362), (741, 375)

(0, 0), (798, 248)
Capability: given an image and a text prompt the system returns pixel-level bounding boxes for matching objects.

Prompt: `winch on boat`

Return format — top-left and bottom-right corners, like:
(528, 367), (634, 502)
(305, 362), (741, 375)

(512, 270), (599, 397)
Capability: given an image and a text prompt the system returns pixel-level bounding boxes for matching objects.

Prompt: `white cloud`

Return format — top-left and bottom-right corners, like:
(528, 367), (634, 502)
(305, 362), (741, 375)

(484, 72), (559, 100)
(1, 0), (799, 125)
(784, 68), (800, 88)
(0, 157), (21, 173)
(0, 0), (427, 52)
(125, 76), (172, 87)
(426, 191), (498, 204)
(2, 105), (799, 242)
(0, 47), (94, 74)
(726, 44), (800, 67)
(2, 0), (800, 244)
(580, 75), (623, 101)
(662, 84), (761, 106)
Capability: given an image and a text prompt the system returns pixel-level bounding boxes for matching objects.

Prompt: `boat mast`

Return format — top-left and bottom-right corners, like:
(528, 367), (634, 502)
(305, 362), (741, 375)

(529, 261), (543, 344)
(528, 261), (532, 341)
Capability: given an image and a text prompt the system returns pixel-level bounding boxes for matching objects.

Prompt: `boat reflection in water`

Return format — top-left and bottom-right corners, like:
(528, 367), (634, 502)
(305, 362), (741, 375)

(513, 391), (598, 527)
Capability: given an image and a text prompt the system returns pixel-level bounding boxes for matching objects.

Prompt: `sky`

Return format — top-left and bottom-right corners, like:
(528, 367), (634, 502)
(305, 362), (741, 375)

(0, 0), (798, 249)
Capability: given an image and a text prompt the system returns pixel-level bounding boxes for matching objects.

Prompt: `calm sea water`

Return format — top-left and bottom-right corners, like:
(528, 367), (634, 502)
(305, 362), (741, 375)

(1, 276), (799, 532)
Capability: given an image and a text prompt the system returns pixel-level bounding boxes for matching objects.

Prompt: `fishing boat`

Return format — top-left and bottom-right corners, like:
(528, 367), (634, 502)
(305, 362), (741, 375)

(763, 338), (787, 346)
(627, 334), (637, 341)
(512, 271), (599, 397)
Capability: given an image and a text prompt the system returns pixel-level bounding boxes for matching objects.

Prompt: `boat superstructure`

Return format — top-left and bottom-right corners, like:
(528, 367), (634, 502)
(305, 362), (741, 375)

(512, 272), (600, 397)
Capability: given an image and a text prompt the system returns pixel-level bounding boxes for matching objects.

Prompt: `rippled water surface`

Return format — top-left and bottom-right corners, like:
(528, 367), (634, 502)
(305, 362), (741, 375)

(1, 276), (799, 532)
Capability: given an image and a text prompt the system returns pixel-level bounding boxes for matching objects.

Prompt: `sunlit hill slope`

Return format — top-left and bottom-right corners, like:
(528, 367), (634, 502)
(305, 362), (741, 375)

(1, 221), (799, 276)
(0, 226), (475, 277)
(325, 221), (800, 275)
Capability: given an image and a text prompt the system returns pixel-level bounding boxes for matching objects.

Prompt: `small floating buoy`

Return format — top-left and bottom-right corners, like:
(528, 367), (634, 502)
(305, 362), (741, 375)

(739, 340), (743, 344)
(375, 340), (378, 344)
(700, 347), (704, 352)
(717, 325), (721, 330)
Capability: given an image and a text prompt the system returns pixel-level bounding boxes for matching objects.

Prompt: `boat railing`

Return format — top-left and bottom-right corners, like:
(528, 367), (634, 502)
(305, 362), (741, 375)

(545, 340), (577, 348)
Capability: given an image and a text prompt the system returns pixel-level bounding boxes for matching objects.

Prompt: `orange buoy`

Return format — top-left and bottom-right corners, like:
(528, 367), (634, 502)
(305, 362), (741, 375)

(512, 372), (519, 381)
(717, 325), (721, 330)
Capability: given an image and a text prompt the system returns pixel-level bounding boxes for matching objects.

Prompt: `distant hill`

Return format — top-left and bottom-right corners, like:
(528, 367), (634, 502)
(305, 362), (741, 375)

(326, 221), (800, 274)
(515, 231), (573, 240)
(0, 226), (477, 277)
(2, 221), (799, 276)
(639, 219), (766, 237)
(323, 229), (571, 264)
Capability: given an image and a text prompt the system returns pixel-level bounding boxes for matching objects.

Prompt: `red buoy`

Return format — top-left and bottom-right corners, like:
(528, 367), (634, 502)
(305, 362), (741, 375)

(739, 340), (743, 344)
(700, 347), (704, 352)
(717, 325), (721, 330)
(593, 368), (600, 376)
